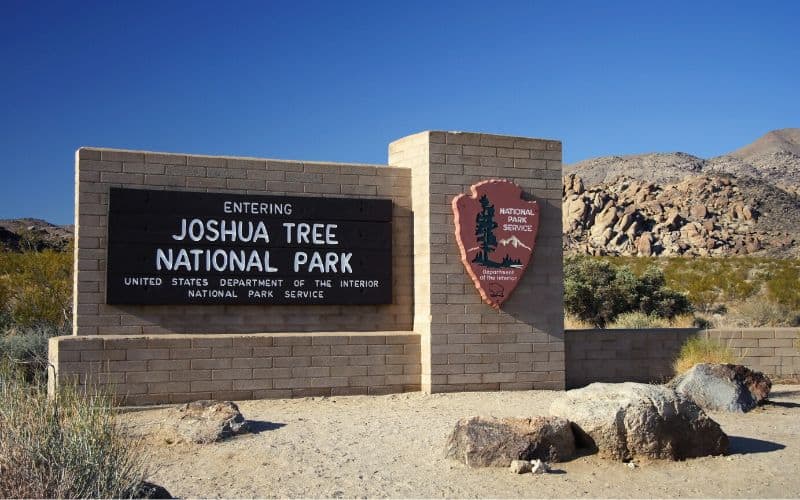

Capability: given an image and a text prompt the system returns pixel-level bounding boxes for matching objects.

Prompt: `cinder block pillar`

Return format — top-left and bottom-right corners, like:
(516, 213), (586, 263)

(389, 131), (564, 393)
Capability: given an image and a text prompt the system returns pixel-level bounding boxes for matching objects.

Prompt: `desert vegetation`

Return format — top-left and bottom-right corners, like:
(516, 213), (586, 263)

(0, 362), (149, 498)
(565, 255), (800, 329)
(0, 247), (72, 378)
(672, 337), (740, 375)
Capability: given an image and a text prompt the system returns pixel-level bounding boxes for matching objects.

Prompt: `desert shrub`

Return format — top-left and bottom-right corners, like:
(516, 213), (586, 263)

(564, 256), (691, 327)
(727, 297), (797, 327)
(0, 324), (63, 382)
(610, 312), (671, 329)
(673, 336), (739, 375)
(766, 263), (800, 310)
(0, 362), (149, 498)
(0, 248), (72, 329)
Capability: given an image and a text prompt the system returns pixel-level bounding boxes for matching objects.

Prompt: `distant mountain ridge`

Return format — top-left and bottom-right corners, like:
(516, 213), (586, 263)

(566, 128), (800, 196)
(563, 128), (800, 257)
(0, 218), (73, 251)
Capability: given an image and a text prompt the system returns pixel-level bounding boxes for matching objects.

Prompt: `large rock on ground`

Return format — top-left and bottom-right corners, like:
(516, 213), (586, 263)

(668, 363), (772, 412)
(549, 382), (728, 461)
(445, 416), (576, 467)
(164, 400), (247, 444)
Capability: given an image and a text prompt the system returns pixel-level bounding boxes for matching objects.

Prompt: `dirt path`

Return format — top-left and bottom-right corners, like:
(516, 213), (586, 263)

(122, 385), (800, 498)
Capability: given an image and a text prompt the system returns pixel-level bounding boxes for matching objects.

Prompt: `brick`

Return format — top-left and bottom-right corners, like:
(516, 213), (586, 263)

(274, 356), (311, 368)
(252, 368), (292, 379)
(148, 381), (191, 394)
(191, 380), (233, 392)
(171, 348), (212, 359)
(292, 366), (330, 378)
(233, 379), (273, 391)
(192, 358), (231, 370)
(127, 371), (170, 383)
(126, 349), (170, 361)
(212, 368), (252, 380)
(232, 357), (273, 368)
(149, 359), (190, 371)
(212, 347), (252, 358)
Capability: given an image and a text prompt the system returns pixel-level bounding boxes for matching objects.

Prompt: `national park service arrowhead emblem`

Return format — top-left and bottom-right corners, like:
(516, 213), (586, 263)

(452, 180), (540, 309)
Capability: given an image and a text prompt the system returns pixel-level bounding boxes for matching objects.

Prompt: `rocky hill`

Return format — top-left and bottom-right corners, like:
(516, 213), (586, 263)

(0, 218), (73, 251)
(564, 129), (800, 257)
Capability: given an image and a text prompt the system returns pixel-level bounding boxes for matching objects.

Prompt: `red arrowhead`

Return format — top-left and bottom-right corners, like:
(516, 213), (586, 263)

(452, 180), (540, 309)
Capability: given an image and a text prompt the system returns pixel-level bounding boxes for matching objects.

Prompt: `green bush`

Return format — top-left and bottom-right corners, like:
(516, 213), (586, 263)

(0, 248), (73, 330)
(564, 256), (692, 327)
(0, 362), (149, 498)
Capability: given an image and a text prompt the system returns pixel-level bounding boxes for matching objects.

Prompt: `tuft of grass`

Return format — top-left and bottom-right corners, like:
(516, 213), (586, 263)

(564, 313), (594, 329)
(609, 311), (670, 329)
(673, 336), (740, 375)
(0, 323), (64, 382)
(0, 362), (149, 498)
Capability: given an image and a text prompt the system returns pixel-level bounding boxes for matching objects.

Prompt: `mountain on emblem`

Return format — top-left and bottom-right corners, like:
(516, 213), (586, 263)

(452, 180), (539, 309)
(498, 235), (532, 251)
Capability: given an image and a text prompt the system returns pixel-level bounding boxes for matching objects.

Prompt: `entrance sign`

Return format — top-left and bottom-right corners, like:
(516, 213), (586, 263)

(452, 180), (539, 309)
(106, 188), (392, 305)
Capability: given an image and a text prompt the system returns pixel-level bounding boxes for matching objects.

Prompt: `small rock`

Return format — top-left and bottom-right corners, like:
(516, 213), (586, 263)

(164, 400), (248, 444)
(627, 462), (637, 469)
(509, 460), (532, 474)
(530, 459), (550, 474)
(445, 416), (576, 467)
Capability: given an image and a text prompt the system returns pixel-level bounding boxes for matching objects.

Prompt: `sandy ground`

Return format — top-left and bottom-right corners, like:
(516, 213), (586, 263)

(121, 385), (800, 499)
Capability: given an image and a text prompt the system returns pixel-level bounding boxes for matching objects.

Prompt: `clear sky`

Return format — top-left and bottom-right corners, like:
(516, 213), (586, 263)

(1, 1), (798, 225)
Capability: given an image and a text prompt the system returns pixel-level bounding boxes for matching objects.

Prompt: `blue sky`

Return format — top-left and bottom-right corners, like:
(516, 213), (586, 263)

(1, 1), (798, 225)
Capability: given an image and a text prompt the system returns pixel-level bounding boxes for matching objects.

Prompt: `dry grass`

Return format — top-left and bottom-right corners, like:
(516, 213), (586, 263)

(673, 337), (740, 375)
(0, 362), (149, 498)
(564, 313), (594, 329)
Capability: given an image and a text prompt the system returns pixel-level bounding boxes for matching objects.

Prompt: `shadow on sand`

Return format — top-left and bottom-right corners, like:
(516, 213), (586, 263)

(765, 400), (800, 409)
(728, 436), (785, 455)
(769, 389), (800, 398)
(246, 420), (287, 434)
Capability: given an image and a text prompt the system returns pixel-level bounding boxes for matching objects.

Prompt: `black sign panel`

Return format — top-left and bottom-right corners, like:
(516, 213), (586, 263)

(106, 188), (393, 305)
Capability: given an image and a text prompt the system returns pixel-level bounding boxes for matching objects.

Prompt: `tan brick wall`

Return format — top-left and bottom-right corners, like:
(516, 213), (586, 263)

(74, 148), (413, 335)
(49, 332), (421, 404)
(704, 328), (800, 379)
(54, 131), (568, 404)
(390, 132), (565, 392)
(565, 328), (800, 388)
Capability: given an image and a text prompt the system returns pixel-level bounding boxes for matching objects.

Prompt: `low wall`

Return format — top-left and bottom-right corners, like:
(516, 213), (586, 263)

(565, 328), (800, 388)
(49, 332), (420, 405)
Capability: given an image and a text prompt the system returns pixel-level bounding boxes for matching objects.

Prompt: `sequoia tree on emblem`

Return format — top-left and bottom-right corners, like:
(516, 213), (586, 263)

(452, 180), (539, 309)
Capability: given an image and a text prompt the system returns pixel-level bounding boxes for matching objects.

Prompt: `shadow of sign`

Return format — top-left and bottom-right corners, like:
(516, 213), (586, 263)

(246, 421), (287, 434)
(728, 436), (786, 455)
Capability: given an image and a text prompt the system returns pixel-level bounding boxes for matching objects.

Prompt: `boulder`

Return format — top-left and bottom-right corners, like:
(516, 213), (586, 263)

(445, 416), (576, 467)
(636, 232), (654, 256)
(549, 382), (728, 461)
(591, 204), (619, 238)
(509, 460), (532, 474)
(668, 363), (772, 413)
(164, 400), (248, 444)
